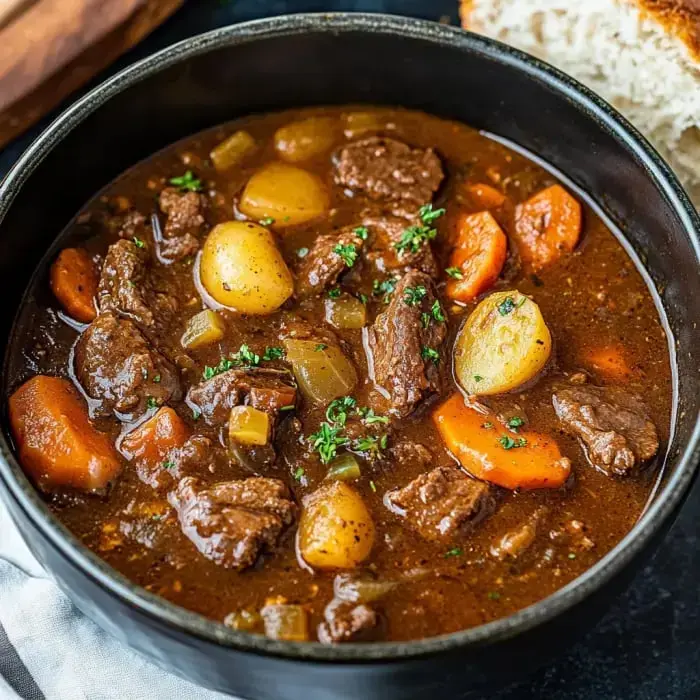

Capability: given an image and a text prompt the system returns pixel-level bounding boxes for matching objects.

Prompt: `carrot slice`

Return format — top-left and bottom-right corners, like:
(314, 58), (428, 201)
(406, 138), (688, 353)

(513, 185), (582, 269)
(445, 211), (507, 303)
(9, 376), (121, 491)
(433, 394), (571, 490)
(465, 183), (506, 211)
(584, 344), (633, 381)
(121, 407), (190, 466)
(50, 248), (98, 322)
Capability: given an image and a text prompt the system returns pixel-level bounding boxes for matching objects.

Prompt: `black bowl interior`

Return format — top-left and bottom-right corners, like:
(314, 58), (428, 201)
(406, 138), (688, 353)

(0, 13), (699, 668)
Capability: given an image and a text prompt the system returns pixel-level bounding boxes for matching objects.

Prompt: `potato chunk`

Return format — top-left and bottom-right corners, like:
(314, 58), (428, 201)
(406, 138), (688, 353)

(199, 221), (293, 313)
(454, 290), (552, 395)
(274, 117), (338, 162)
(299, 482), (375, 569)
(238, 162), (329, 228)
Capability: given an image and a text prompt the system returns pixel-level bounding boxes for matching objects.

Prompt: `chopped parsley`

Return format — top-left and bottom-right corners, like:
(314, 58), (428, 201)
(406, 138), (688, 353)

(231, 344), (260, 367)
(421, 312), (431, 329)
(372, 277), (398, 303)
(507, 416), (525, 431)
(153, 374), (161, 383)
(403, 285), (428, 306)
(473, 374), (483, 383)
(314, 343), (328, 352)
(262, 346), (285, 361)
(146, 397), (159, 409)
(326, 396), (357, 426)
(444, 547), (463, 558)
(169, 170), (202, 192)
(192, 407), (201, 420)
(297, 247), (309, 258)
(352, 434), (388, 459)
(353, 226), (369, 241)
(445, 266), (464, 279)
(497, 296), (517, 316)
(431, 300), (445, 323)
(498, 435), (528, 450)
(357, 293), (368, 305)
(133, 236), (145, 249)
(293, 466), (305, 482)
(309, 422), (349, 464)
(369, 480), (377, 493)
(334, 243), (358, 267)
(482, 422), (494, 429)
(487, 591), (501, 601)
(259, 217), (276, 226)
(421, 346), (440, 364)
(395, 222), (437, 255)
(327, 287), (342, 299)
(358, 407), (389, 425)
(162, 460), (175, 470)
(202, 356), (235, 380)
(419, 203), (446, 224)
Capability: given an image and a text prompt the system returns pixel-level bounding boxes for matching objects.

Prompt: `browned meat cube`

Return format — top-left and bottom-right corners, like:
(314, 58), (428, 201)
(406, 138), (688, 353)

(75, 312), (181, 419)
(157, 187), (207, 262)
(295, 226), (365, 298)
(168, 476), (296, 570)
(318, 598), (379, 644)
(335, 137), (444, 210)
(186, 367), (297, 427)
(368, 270), (446, 416)
(552, 384), (659, 476)
(385, 467), (494, 541)
(97, 239), (178, 326)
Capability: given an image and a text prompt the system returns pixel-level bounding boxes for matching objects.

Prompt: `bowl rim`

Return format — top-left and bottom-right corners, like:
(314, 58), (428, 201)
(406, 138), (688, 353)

(0, 11), (699, 663)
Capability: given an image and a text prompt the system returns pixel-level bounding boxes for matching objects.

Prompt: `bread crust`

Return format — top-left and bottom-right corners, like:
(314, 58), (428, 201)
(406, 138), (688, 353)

(460, 0), (700, 61)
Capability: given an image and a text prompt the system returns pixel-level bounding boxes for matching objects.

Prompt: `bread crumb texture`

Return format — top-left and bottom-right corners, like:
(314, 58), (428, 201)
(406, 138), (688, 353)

(461, 0), (700, 204)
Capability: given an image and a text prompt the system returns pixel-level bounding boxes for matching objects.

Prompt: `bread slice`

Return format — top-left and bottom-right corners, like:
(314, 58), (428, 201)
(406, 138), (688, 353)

(461, 0), (700, 203)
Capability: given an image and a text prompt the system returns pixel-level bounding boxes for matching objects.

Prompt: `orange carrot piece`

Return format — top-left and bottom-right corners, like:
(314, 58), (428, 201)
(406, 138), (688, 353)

(445, 211), (507, 303)
(513, 185), (582, 269)
(9, 376), (121, 491)
(465, 183), (506, 211)
(121, 407), (189, 466)
(50, 248), (98, 322)
(433, 394), (571, 490)
(584, 344), (633, 381)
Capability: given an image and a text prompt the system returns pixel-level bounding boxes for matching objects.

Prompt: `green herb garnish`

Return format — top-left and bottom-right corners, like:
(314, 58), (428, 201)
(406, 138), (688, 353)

(421, 346), (440, 365)
(444, 547), (463, 558)
(395, 223), (437, 255)
(358, 407), (389, 425)
(403, 285), (428, 306)
(326, 396), (357, 426)
(372, 277), (398, 303)
(203, 356), (235, 380)
(327, 287), (342, 299)
(293, 466), (305, 481)
(431, 300), (445, 323)
(262, 346), (285, 361)
(259, 217), (276, 226)
(162, 460), (175, 470)
(297, 247), (309, 258)
(314, 343), (327, 352)
(334, 243), (358, 267)
(445, 267), (463, 279)
(169, 170), (202, 192)
(488, 591), (501, 600)
(354, 226), (369, 241)
(498, 435), (528, 450)
(146, 397), (159, 409)
(473, 375), (483, 383)
(507, 416), (525, 431)
(133, 236), (145, 249)
(309, 422), (349, 464)
(231, 344), (260, 367)
(419, 203), (446, 224)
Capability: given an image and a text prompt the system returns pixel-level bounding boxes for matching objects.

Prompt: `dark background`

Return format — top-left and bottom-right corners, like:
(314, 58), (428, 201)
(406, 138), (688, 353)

(1, 1), (698, 698)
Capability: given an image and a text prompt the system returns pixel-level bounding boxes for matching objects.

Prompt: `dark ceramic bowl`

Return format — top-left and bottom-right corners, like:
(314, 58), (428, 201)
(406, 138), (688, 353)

(0, 13), (699, 700)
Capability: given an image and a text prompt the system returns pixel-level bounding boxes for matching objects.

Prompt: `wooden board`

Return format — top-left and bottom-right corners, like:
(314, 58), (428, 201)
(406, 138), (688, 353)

(0, 0), (184, 149)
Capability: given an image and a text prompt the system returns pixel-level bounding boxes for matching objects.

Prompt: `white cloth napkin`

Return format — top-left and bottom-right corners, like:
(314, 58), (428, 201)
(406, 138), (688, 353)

(0, 498), (234, 700)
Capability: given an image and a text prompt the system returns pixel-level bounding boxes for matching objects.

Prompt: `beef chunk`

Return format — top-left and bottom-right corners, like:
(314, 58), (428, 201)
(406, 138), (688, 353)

(116, 210), (147, 240)
(369, 270), (446, 416)
(364, 215), (438, 278)
(318, 599), (379, 644)
(157, 187), (206, 262)
(385, 467), (494, 541)
(335, 137), (444, 211)
(97, 239), (178, 327)
(75, 312), (181, 418)
(296, 226), (365, 298)
(490, 507), (548, 560)
(168, 476), (296, 570)
(186, 368), (297, 427)
(390, 442), (433, 470)
(136, 435), (215, 491)
(552, 384), (659, 476)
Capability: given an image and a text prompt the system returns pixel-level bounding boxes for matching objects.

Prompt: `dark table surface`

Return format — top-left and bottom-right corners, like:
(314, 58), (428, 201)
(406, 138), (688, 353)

(1, 1), (698, 698)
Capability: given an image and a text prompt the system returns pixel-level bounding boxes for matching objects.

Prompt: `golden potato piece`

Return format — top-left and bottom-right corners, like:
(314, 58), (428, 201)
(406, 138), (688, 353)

(199, 221), (293, 313)
(238, 162), (329, 228)
(298, 481), (375, 569)
(454, 290), (552, 395)
(274, 116), (339, 163)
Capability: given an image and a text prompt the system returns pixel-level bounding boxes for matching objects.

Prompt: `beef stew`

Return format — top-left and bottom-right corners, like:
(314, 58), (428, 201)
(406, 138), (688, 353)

(6, 106), (672, 643)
